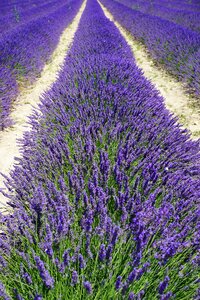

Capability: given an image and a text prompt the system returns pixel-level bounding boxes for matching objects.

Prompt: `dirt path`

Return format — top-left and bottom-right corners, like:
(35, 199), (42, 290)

(0, 0), (86, 207)
(99, 1), (200, 140)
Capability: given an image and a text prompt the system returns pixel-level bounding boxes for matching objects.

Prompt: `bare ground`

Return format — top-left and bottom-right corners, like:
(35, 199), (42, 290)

(0, 0), (86, 207)
(99, 1), (200, 139)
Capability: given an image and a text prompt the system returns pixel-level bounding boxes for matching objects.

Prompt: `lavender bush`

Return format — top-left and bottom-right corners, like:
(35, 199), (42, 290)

(0, 0), (43, 17)
(0, 0), (199, 299)
(151, 0), (200, 11)
(0, 67), (18, 129)
(127, 0), (200, 12)
(118, 0), (200, 33)
(0, 0), (69, 36)
(101, 0), (200, 97)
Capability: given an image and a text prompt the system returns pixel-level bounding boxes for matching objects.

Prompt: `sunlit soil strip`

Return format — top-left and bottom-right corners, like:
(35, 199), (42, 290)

(99, 0), (200, 140)
(0, 0), (87, 207)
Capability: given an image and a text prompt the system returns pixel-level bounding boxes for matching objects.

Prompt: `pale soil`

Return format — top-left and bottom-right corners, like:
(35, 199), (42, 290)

(0, 0), (86, 207)
(99, 1), (200, 139)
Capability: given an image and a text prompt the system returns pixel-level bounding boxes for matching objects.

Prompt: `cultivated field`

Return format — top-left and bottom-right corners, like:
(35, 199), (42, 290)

(0, 0), (199, 299)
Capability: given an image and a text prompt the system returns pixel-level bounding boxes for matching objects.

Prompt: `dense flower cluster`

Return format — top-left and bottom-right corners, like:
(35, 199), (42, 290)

(101, 0), (200, 97)
(0, 0), (199, 299)
(0, 0), (69, 36)
(0, 0), (82, 130)
(0, 0), (48, 16)
(0, 67), (18, 129)
(150, 0), (200, 10)
(117, 0), (200, 33)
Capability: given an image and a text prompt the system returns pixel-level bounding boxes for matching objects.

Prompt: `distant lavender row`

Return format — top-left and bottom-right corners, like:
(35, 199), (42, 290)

(121, 0), (200, 13)
(0, 67), (18, 128)
(0, 0), (82, 130)
(101, 0), (200, 97)
(0, 0), (68, 36)
(0, 0), (199, 299)
(150, 0), (200, 11)
(117, 0), (200, 33)
(0, 0), (46, 17)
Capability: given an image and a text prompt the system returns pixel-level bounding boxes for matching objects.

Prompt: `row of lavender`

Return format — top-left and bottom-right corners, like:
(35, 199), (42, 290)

(0, 0), (82, 130)
(0, 0), (69, 36)
(120, 0), (200, 12)
(150, 0), (200, 11)
(0, 0), (199, 299)
(0, 0), (45, 17)
(117, 0), (200, 33)
(101, 0), (200, 98)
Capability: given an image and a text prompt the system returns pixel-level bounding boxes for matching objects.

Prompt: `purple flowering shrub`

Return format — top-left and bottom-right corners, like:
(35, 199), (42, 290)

(118, 0), (200, 33)
(182, 48), (200, 94)
(0, 67), (18, 130)
(0, 0), (50, 17)
(101, 0), (200, 97)
(0, 0), (68, 36)
(153, 0), (200, 11)
(0, 0), (82, 130)
(0, 0), (199, 299)
(129, 0), (200, 12)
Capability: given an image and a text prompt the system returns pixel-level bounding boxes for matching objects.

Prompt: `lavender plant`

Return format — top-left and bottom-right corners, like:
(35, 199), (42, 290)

(0, 67), (18, 129)
(0, 0), (199, 299)
(117, 0), (200, 33)
(0, 0), (72, 36)
(101, 0), (200, 97)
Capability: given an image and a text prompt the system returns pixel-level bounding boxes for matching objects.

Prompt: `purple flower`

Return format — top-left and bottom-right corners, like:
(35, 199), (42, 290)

(34, 295), (42, 300)
(137, 290), (145, 299)
(54, 258), (65, 274)
(122, 282), (128, 295)
(135, 267), (146, 281)
(23, 272), (32, 285)
(78, 254), (86, 269)
(83, 281), (92, 294)
(128, 292), (135, 299)
(0, 281), (10, 300)
(13, 289), (24, 300)
(111, 226), (120, 246)
(106, 244), (113, 261)
(161, 292), (173, 300)
(34, 256), (54, 289)
(98, 244), (106, 262)
(71, 270), (78, 285)
(115, 276), (122, 290)
(0, 255), (7, 268)
(158, 276), (170, 294)
(63, 249), (71, 267)
(128, 269), (136, 284)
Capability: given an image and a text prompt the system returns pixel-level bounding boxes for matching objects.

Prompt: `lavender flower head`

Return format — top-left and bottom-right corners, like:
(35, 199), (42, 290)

(13, 289), (24, 300)
(158, 276), (170, 294)
(34, 295), (43, 300)
(161, 292), (173, 300)
(83, 281), (93, 294)
(128, 292), (135, 300)
(23, 272), (32, 285)
(0, 281), (11, 300)
(115, 276), (122, 290)
(78, 254), (86, 269)
(34, 256), (54, 289)
(71, 270), (78, 285)
(63, 249), (71, 267)
(98, 244), (106, 262)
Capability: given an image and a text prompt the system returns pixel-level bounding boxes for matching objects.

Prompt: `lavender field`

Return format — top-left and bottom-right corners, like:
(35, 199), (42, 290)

(0, 0), (200, 299)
